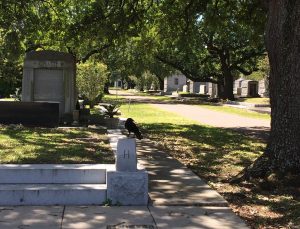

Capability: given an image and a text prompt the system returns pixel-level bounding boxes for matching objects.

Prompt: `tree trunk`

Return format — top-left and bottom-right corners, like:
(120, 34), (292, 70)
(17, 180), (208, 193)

(104, 82), (110, 94)
(265, 0), (300, 173)
(158, 77), (164, 90)
(219, 51), (235, 100)
(223, 72), (234, 100)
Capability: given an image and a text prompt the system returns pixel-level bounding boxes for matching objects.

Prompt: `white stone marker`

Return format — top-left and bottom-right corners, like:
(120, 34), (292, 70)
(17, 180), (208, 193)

(199, 85), (206, 94)
(107, 138), (148, 205)
(183, 85), (188, 92)
(116, 138), (137, 172)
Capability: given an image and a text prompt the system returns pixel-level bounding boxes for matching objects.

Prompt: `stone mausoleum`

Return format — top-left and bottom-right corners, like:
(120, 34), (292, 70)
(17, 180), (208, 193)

(22, 51), (76, 119)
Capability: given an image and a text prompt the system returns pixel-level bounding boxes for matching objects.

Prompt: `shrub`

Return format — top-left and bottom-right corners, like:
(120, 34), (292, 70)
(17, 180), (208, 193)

(77, 61), (108, 108)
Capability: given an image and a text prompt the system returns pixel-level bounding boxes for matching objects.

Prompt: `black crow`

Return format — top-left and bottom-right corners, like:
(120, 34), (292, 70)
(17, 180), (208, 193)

(125, 118), (143, 140)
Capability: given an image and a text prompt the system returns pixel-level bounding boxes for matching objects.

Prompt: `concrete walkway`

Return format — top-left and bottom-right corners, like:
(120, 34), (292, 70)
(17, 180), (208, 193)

(0, 205), (248, 229)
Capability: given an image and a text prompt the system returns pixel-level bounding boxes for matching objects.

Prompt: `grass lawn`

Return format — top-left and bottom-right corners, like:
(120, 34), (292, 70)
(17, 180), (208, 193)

(0, 98), (16, 101)
(119, 103), (299, 229)
(0, 125), (114, 164)
(197, 104), (270, 120)
(238, 97), (270, 104)
(104, 93), (270, 120)
(104, 93), (173, 102)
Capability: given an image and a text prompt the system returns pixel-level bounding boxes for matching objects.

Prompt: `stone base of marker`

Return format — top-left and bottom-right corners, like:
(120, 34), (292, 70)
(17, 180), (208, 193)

(107, 169), (148, 205)
(106, 137), (148, 205)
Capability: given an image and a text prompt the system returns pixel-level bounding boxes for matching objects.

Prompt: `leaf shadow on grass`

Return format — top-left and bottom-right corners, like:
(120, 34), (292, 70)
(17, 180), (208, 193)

(222, 190), (300, 228)
(0, 127), (114, 164)
(141, 122), (265, 181)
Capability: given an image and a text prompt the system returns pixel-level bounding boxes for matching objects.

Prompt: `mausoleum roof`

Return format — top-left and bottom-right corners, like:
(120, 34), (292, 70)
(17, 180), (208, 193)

(25, 50), (74, 62)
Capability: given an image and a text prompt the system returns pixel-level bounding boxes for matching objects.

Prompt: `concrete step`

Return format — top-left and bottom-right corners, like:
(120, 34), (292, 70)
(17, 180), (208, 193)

(0, 184), (107, 205)
(0, 164), (115, 184)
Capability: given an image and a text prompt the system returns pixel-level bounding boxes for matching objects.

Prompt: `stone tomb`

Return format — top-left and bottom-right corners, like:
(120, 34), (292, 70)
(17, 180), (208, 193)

(22, 50), (76, 118)
(107, 138), (148, 205)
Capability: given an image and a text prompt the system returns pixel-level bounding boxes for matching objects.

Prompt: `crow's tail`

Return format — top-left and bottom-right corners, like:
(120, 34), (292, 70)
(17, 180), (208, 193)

(135, 131), (143, 140)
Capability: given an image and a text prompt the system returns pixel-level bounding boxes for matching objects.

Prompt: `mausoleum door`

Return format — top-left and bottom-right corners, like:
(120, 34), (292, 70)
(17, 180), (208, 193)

(249, 83), (258, 97)
(33, 69), (64, 114)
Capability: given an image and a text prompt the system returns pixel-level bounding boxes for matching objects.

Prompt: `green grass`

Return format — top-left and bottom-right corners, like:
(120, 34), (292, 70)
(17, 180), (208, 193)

(119, 102), (299, 229)
(121, 103), (265, 180)
(238, 97), (270, 104)
(0, 98), (16, 101)
(197, 104), (270, 120)
(103, 94), (173, 103)
(0, 125), (114, 164)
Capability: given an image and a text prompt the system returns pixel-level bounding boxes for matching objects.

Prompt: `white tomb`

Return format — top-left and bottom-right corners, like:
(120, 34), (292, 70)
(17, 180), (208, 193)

(22, 50), (76, 118)
(199, 85), (207, 94)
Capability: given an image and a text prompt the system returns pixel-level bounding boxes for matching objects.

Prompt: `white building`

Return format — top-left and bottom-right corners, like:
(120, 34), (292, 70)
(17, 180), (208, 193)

(164, 74), (187, 93)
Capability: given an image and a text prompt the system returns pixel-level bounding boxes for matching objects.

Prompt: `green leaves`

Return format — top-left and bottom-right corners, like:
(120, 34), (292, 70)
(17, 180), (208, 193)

(77, 61), (108, 106)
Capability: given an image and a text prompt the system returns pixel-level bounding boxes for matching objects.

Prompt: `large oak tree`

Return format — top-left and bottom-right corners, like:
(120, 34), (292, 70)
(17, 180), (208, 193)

(261, 0), (300, 174)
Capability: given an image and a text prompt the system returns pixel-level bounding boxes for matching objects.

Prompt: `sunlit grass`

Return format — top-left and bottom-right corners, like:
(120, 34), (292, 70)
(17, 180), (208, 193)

(0, 98), (16, 101)
(0, 125), (114, 164)
(119, 102), (298, 228)
(120, 103), (265, 180)
(238, 97), (270, 104)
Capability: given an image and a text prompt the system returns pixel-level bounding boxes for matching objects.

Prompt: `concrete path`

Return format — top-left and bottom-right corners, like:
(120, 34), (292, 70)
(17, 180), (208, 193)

(0, 205), (247, 229)
(136, 138), (227, 206)
(106, 128), (248, 229)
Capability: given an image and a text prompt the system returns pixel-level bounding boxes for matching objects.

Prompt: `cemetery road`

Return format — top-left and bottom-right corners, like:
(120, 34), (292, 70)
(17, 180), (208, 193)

(152, 103), (270, 140)
(109, 90), (270, 140)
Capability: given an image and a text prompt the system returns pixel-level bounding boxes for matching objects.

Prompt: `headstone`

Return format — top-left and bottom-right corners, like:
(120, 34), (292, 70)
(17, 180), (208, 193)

(182, 85), (188, 93)
(116, 138), (137, 172)
(106, 137), (148, 205)
(199, 85), (206, 94)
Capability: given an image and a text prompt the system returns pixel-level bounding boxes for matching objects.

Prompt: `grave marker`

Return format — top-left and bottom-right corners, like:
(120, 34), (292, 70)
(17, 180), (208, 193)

(116, 138), (137, 172)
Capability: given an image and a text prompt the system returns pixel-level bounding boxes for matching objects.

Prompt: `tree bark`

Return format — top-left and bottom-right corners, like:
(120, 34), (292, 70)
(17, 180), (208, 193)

(223, 72), (234, 100)
(219, 52), (235, 100)
(264, 0), (300, 173)
(104, 82), (110, 94)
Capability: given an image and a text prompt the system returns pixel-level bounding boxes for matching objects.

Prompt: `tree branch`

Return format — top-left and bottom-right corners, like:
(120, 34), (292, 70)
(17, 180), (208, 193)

(235, 66), (258, 75)
(79, 43), (111, 63)
(230, 50), (265, 70)
(155, 54), (219, 83)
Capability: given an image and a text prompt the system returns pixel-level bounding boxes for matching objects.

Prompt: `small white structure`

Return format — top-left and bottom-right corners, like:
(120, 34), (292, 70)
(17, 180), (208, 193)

(182, 85), (189, 93)
(241, 80), (258, 97)
(164, 74), (187, 93)
(199, 84), (207, 94)
(258, 79), (269, 97)
(207, 82), (218, 98)
(233, 78), (244, 96)
(22, 50), (76, 118)
(197, 82), (218, 97)
(188, 80), (201, 93)
(107, 138), (148, 205)
(234, 78), (259, 97)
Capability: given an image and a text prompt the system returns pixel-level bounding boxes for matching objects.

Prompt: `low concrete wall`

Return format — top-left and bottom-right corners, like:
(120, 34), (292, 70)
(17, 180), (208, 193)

(0, 101), (59, 127)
